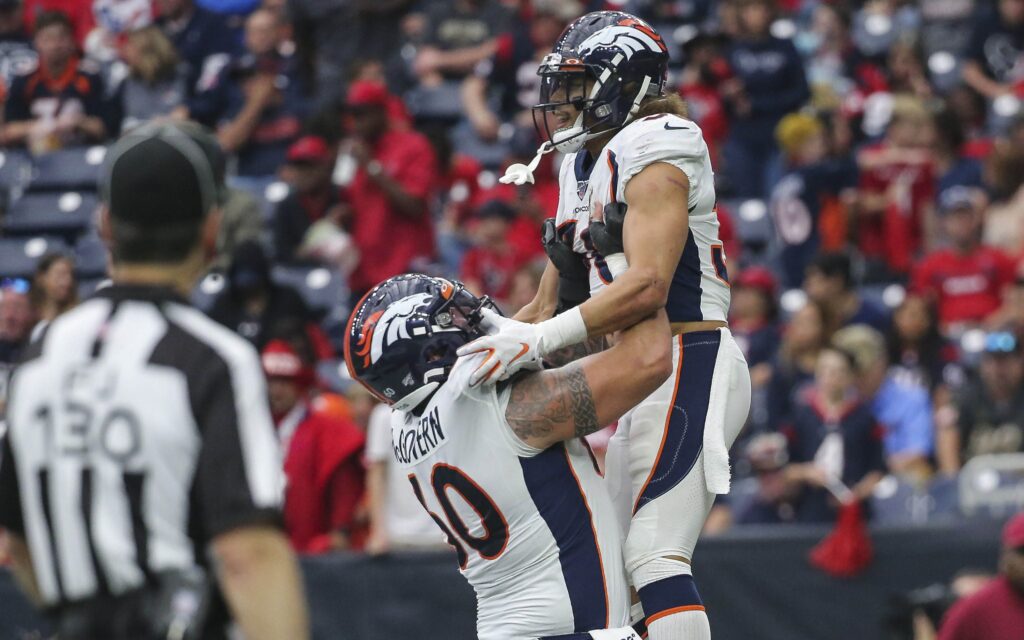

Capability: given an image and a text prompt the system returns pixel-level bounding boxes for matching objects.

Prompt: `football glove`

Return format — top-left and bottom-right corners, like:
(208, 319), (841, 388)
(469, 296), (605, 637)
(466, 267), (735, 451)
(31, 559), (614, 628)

(542, 217), (590, 312)
(589, 201), (627, 257)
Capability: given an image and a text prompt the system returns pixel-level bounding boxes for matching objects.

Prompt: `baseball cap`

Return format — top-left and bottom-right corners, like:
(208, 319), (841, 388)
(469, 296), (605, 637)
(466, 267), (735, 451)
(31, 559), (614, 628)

(937, 186), (977, 215)
(735, 266), (777, 296)
(474, 199), (516, 222)
(262, 340), (315, 387)
(286, 135), (331, 164)
(347, 81), (390, 109)
(101, 121), (227, 225)
(1003, 512), (1024, 549)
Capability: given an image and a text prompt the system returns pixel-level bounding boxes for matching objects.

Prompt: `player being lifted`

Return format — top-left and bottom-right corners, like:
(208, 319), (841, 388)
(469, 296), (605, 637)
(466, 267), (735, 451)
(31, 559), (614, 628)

(344, 274), (672, 640)
(457, 12), (753, 640)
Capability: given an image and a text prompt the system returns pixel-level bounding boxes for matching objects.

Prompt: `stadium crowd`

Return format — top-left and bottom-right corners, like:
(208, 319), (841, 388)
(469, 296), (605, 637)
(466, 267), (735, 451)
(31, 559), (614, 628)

(0, 0), (1022, 570)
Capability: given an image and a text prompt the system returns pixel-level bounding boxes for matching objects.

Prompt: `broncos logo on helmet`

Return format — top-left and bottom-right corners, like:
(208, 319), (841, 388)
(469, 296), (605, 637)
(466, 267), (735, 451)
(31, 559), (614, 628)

(533, 11), (669, 154)
(344, 274), (497, 412)
(577, 21), (667, 61)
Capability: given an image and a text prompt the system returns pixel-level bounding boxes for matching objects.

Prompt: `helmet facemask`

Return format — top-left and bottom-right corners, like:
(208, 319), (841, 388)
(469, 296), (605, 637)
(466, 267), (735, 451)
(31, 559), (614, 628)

(533, 52), (660, 154)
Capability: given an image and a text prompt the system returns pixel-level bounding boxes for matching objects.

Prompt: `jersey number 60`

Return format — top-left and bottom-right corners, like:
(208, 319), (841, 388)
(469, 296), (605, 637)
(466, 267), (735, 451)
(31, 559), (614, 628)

(409, 464), (509, 569)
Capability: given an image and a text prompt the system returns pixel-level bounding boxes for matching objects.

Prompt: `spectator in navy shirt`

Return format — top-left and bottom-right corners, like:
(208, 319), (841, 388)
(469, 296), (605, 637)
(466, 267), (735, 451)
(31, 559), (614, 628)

(157, 0), (236, 96)
(273, 135), (342, 263)
(721, 0), (809, 198)
(833, 324), (934, 481)
(963, 0), (1024, 101)
(770, 113), (858, 289)
(805, 252), (890, 333)
(191, 7), (306, 178)
(732, 433), (805, 526)
(784, 346), (886, 523)
(0, 0), (36, 91)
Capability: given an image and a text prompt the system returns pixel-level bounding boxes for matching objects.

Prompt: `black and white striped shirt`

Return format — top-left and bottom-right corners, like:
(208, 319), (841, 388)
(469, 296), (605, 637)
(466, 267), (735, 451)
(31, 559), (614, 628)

(0, 284), (283, 608)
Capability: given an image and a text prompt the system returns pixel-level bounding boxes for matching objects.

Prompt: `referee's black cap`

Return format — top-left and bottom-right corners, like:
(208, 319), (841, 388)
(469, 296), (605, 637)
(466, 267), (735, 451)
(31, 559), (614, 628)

(100, 121), (229, 226)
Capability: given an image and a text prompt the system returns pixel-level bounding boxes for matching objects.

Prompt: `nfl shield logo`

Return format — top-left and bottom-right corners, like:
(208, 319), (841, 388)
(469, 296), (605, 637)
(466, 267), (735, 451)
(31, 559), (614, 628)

(576, 180), (589, 200)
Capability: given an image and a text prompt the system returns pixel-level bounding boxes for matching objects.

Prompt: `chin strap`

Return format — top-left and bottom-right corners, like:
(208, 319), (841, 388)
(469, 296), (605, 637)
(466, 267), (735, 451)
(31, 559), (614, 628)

(499, 141), (555, 186)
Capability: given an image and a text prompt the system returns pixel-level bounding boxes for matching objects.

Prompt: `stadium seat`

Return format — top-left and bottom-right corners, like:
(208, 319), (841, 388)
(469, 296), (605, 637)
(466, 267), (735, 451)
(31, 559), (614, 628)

(271, 265), (347, 317)
(0, 149), (33, 195)
(959, 453), (1024, 518)
(28, 146), (105, 192)
(191, 271), (227, 314)
(0, 236), (70, 280)
(73, 234), (110, 279)
(316, 358), (354, 394)
(2, 191), (98, 239)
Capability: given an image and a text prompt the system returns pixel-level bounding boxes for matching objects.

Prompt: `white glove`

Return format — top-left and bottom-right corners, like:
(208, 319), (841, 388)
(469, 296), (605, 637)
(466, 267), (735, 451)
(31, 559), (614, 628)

(455, 306), (588, 387)
(456, 308), (545, 387)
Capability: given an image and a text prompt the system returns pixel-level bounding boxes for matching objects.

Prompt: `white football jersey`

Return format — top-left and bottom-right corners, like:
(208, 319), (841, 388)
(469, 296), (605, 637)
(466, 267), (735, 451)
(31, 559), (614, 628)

(391, 358), (630, 640)
(555, 113), (730, 322)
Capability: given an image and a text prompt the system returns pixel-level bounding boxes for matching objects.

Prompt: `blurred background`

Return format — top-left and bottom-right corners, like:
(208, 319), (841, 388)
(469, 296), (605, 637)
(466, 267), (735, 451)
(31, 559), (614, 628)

(1, 0), (1024, 638)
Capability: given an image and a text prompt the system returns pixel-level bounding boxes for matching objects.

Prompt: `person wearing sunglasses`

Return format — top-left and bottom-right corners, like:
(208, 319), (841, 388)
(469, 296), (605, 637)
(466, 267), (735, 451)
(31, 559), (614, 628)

(0, 278), (34, 415)
(937, 331), (1024, 474)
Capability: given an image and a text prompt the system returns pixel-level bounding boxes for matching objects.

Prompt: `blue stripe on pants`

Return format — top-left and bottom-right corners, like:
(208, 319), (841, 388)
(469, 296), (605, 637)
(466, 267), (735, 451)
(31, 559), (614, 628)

(520, 443), (608, 632)
(634, 330), (721, 514)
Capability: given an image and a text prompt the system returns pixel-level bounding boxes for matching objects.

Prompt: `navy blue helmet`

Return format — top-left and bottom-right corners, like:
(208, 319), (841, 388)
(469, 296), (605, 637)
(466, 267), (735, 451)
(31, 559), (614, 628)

(533, 11), (669, 153)
(344, 274), (497, 412)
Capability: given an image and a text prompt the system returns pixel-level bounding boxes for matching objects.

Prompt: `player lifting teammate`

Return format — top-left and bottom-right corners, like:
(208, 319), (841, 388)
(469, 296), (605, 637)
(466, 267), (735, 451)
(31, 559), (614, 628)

(345, 274), (672, 640)
(458, 12), (753, 640)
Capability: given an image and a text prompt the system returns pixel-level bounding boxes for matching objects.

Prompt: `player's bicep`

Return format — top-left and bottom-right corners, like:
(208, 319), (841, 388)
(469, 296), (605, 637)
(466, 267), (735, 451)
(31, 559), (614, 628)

(622, 162), (690, 290)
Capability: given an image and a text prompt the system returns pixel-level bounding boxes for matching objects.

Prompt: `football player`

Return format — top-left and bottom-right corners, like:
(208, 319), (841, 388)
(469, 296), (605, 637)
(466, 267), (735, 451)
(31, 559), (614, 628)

(457, 12), (753, 640)
(345, 274), (672, 640)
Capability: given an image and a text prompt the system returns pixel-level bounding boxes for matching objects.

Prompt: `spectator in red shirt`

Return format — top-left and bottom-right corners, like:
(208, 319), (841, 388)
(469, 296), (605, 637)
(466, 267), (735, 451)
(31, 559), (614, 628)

(853, 95), (935, 280)
(344, 80), (438, 298)
(677, 32), (729, 166)
(262, 339), (365, 554)
(911, 187), (1016, 330)
(460, 199), (529, 304)
(939, 511), (1024, 640)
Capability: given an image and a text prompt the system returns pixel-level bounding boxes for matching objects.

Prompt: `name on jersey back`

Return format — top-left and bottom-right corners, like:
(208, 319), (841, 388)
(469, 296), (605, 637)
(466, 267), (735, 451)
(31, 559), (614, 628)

(393, 406), (448, 466)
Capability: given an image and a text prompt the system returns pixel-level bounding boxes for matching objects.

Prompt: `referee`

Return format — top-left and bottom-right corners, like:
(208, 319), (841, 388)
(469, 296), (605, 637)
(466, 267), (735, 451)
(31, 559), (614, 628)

(0, 122), (310, 640)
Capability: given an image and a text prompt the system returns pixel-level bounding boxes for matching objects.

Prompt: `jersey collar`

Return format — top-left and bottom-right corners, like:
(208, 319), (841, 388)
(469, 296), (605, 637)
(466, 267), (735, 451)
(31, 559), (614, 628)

(92, 283), (189, 306)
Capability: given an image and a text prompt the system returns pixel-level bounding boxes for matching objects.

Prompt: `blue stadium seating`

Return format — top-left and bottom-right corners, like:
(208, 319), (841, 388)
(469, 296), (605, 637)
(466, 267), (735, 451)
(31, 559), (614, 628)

(3, 191), (97, 239)
(0, 149), (33, 194)
(0, 236), (70, 279)
(271, 265), (347, 316)
(73, 234), (110, 278)
(28, 146), (105, 192)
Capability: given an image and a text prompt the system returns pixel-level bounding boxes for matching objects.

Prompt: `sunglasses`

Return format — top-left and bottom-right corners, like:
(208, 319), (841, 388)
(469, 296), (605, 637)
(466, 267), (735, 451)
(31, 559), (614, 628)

(984, 331), (1018, 355)
(0, 277), (29, 294)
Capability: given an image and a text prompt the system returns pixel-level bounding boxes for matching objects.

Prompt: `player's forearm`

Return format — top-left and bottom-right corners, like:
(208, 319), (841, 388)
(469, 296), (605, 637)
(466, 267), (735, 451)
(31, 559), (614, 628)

(513, 259), (559, 323)
(577, 266), (668, 338)
(213, 527), (310, 640)
(4, 533), (43, 607)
